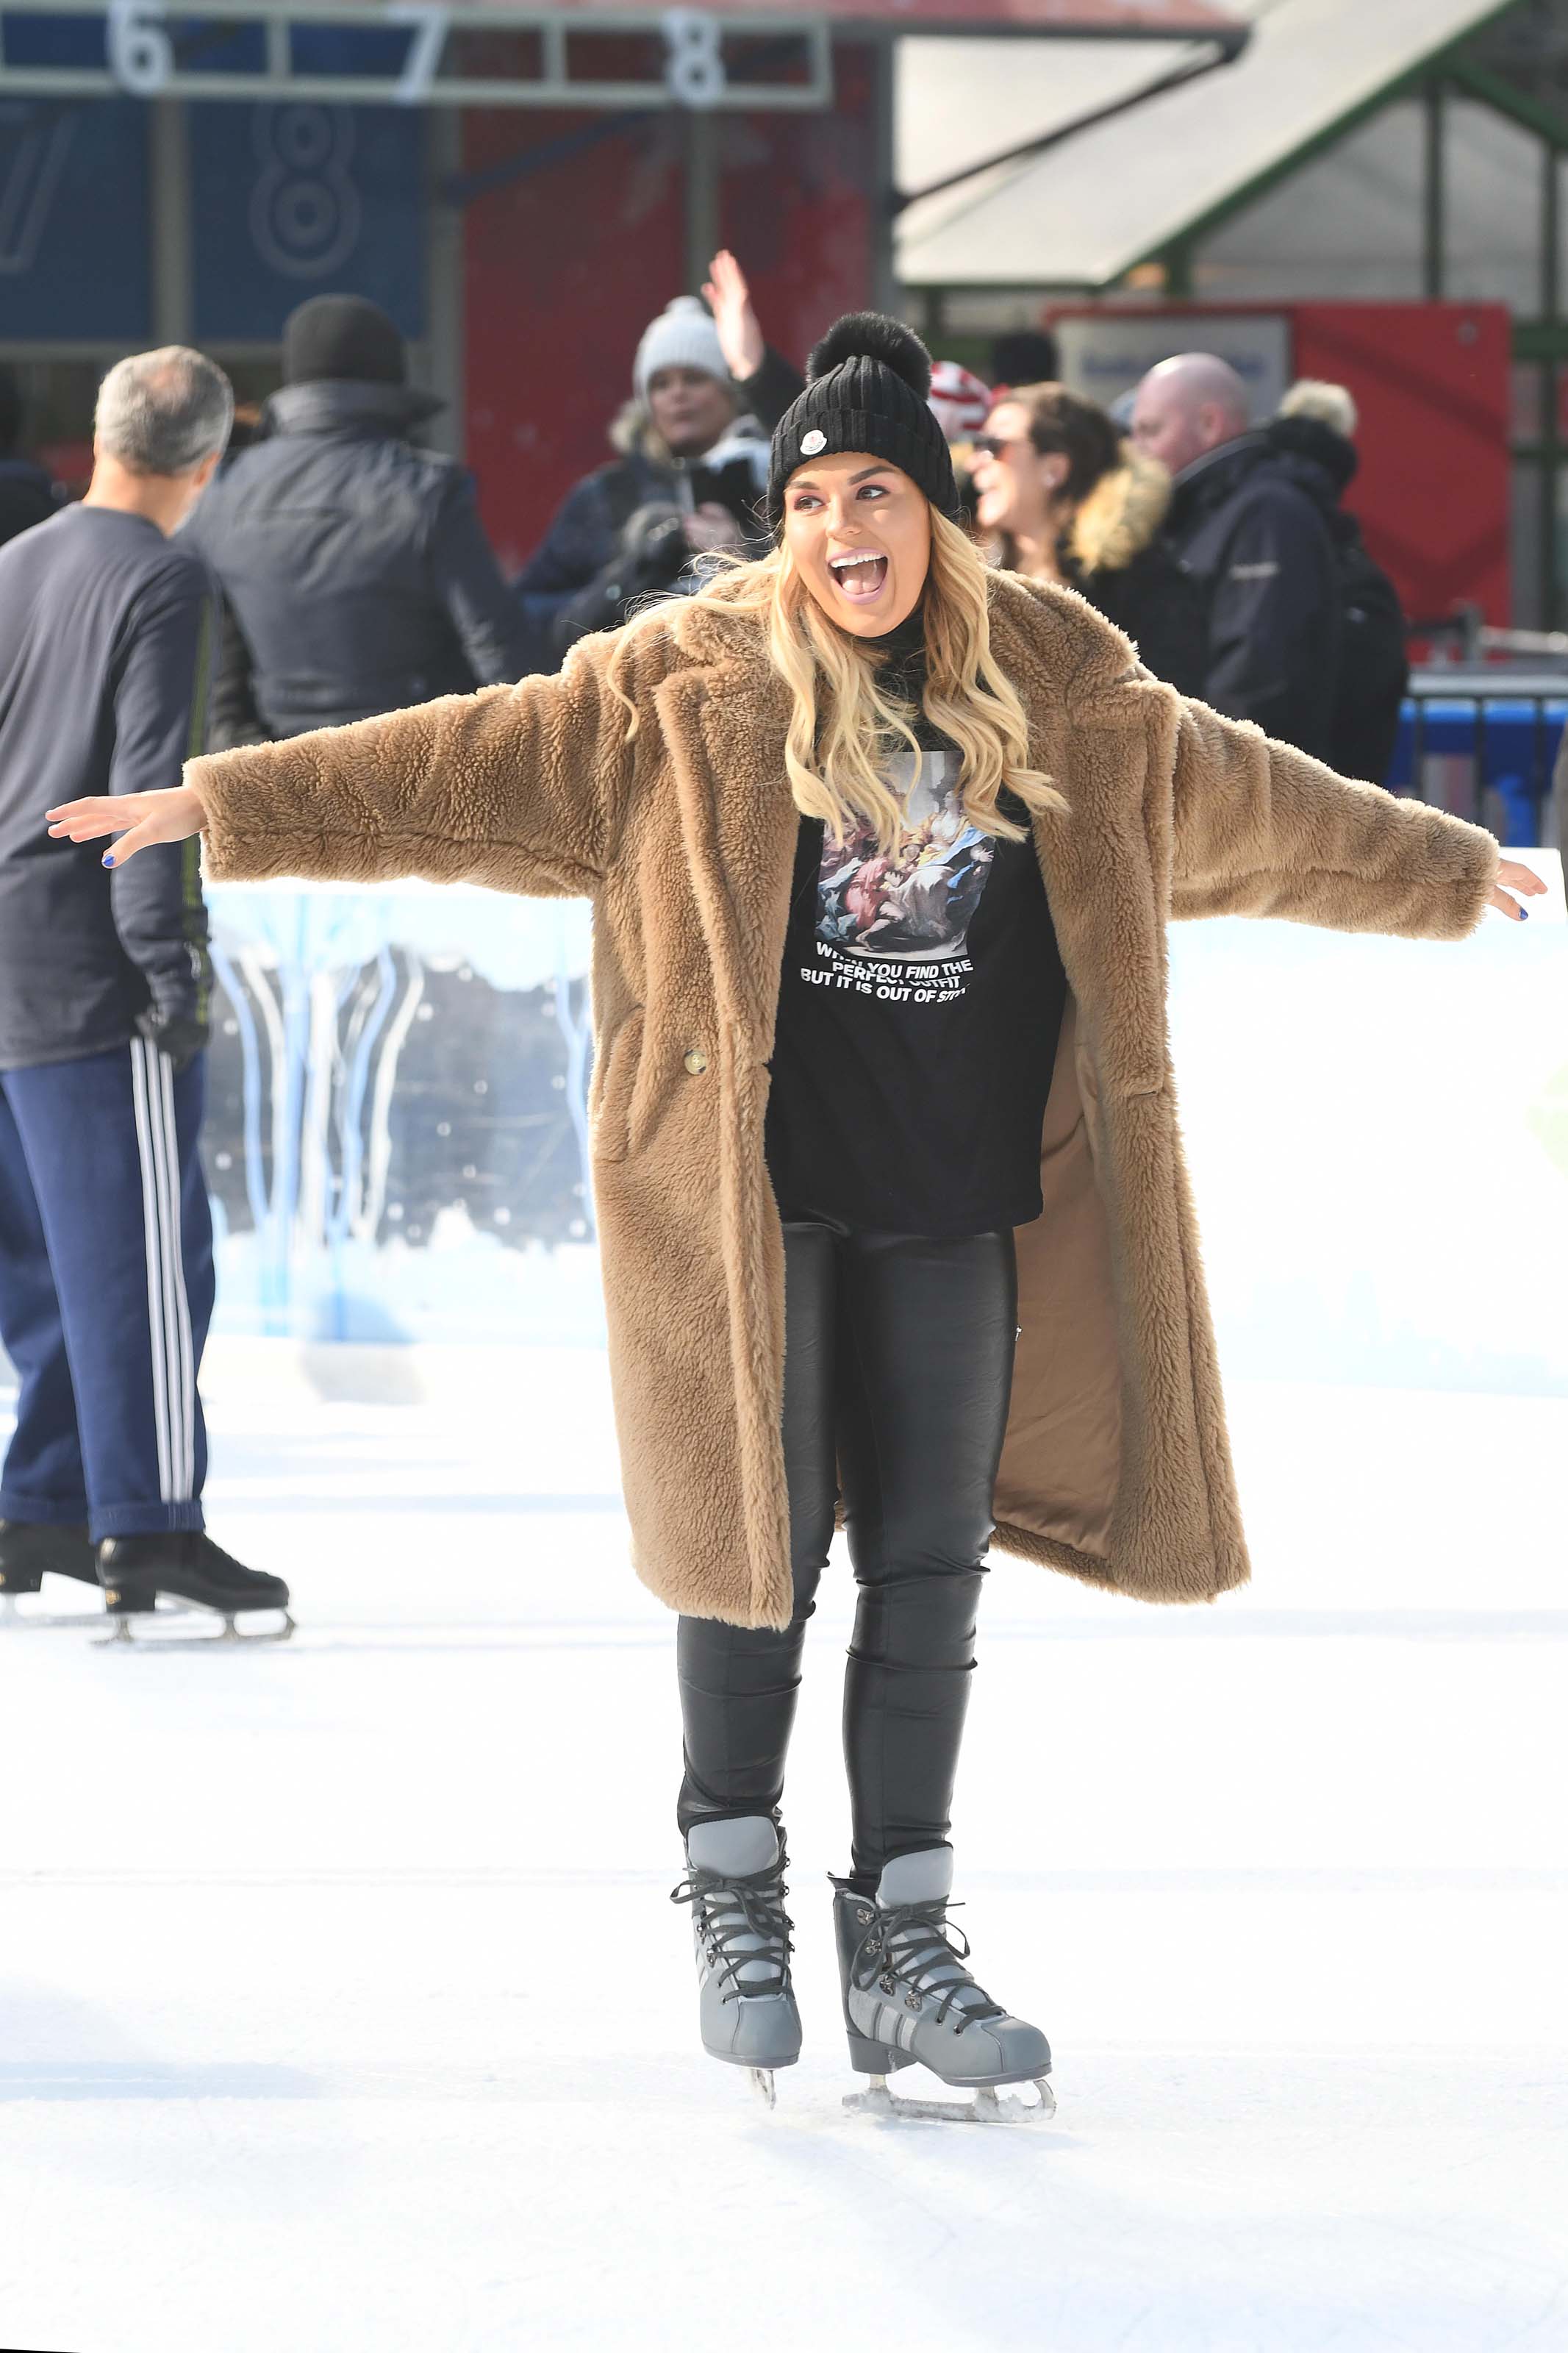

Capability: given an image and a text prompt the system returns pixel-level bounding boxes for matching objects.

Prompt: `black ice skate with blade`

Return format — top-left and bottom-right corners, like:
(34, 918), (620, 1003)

(671, 1815), (801, 2109)
(834, 1849), (1054, 2124)
(0, 1519), (110, 1628)
(96, 1533), (293, 1646)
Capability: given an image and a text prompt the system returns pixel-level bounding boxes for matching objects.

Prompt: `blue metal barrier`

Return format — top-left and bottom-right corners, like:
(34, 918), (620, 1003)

(1396, 680), (1561, 843)
(1481, 699), (1542, 846)
(1420, 697), (1479, 760)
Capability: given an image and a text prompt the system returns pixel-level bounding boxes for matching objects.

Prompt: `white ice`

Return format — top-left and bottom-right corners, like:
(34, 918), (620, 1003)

(1, 1351), (1564, 2353)
(3, 882), (1566, 2351)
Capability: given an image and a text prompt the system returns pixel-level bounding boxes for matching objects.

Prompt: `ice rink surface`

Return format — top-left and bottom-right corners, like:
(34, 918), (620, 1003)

(1, 1349), (1565, 2353)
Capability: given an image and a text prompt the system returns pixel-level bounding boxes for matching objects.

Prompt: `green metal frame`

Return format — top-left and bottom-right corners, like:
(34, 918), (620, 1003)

(920, 1), (1568, 621)
(1443, 49), (1568, 626)
(1131, 0), (1521, 279)
(1131, 3), (1568, 625)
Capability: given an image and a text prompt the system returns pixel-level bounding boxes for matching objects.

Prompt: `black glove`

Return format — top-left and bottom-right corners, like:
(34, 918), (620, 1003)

(617, 502), (690, 592)
(137, 1003), (208, 1076)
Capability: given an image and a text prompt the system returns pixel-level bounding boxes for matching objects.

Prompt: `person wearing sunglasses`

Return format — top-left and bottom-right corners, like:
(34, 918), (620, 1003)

(970, 385), (1204, 695)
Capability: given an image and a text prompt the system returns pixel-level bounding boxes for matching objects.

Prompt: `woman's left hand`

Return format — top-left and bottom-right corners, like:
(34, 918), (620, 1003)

(703, 249), (765, 383)
(1489, 857), (1550, 922)
(46, 783), (206, 866)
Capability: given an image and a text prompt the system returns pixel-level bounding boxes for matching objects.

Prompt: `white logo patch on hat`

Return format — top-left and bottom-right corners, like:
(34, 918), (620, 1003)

(800, 429), (827, 456)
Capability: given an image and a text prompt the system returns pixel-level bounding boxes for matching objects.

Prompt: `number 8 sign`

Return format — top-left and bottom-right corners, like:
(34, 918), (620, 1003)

(662, 10), (726, 108)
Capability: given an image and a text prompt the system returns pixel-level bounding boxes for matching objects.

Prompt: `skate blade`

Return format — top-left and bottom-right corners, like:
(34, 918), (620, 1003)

(93, 1608), (296, 1651)
(748, 2068), (777, 2110)
(843, 2072), (1055, 2124)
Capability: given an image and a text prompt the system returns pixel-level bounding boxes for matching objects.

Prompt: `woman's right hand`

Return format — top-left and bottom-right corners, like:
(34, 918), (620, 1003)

(46, 783), (206, 868)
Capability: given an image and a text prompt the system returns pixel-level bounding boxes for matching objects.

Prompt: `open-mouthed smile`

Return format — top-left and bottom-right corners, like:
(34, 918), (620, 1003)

(827, 548), (889, 604)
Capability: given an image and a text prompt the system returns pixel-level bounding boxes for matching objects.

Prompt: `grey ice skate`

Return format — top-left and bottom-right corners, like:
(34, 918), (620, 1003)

(834, 1849), (1054, 2123)
(671, 1815), (801, 2108)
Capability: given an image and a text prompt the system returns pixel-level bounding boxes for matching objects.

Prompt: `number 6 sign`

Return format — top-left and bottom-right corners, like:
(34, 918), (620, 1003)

(107, 0), (174, 96)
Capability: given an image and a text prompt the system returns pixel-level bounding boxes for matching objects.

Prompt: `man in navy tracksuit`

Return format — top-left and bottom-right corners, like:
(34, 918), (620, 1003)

(0, 347), (289, 1632)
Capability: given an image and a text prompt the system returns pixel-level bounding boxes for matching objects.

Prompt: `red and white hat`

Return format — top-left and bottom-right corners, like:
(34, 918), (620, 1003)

(927, 360), (992, 443)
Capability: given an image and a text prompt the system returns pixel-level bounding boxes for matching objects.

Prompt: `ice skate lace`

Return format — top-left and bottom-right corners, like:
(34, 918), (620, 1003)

(670, 1853), (795, 2003)
(850, 1899), (1004, 2031)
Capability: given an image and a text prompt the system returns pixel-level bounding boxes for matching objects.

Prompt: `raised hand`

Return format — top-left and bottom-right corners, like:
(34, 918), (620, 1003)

(703, 249), (765, 383)
(1489, 857), (1550, 921)
(46, 784), (206, 868)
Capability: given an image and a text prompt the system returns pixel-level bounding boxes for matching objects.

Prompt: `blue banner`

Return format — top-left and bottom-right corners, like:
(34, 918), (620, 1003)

(190, 101), (427, 343)
(0, 96), (150, 341)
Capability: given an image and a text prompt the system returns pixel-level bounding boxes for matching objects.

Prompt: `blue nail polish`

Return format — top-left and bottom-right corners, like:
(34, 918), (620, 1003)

(1519, 907), (1528, 920)
(102, 853), (115, 868)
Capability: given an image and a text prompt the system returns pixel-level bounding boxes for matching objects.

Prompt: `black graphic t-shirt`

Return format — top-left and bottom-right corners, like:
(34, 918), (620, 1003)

(764, 622), (1067, 1237)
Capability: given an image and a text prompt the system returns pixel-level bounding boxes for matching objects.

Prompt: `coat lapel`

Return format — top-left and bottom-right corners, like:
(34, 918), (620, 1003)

(655, 649), (798, 1058)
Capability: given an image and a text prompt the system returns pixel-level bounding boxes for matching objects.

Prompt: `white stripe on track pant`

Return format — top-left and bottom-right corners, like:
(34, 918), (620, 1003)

(0, 1038), (213, 1539)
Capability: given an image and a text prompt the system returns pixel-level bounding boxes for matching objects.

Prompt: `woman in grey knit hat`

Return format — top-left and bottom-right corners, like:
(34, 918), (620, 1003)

(513, 257), (802, 664)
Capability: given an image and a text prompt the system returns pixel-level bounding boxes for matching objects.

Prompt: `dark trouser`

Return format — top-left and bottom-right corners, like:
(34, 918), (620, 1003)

(677, 1211), (1018, 1886)
(0, 1042), (213, 1540)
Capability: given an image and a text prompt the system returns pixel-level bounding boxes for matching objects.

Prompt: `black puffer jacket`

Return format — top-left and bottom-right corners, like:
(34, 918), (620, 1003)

(1162, 431), (1342, 760)
(185, 379), (529, 746)
(514, 347), (803, 667)
(1059, 448), (1205, 696)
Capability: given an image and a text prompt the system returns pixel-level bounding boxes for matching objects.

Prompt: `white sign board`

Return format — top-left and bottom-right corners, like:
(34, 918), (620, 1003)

(1054, 312), (1292, 424)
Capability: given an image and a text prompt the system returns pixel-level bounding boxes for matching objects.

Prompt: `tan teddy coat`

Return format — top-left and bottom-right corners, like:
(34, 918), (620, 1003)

(188, 573), (1499, 1630)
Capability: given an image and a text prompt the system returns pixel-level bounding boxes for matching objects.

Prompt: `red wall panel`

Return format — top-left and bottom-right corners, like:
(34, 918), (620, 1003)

(1291, 303), (1512, 627)
(462, 49), (877, 574)
(462, 104), (687, 572)
(716, 46), (877, 378)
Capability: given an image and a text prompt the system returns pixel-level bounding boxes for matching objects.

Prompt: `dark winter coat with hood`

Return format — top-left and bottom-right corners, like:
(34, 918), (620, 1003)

(185, 379), (530, 747)
(185, 571), (1500, 1632)
(1163, 430), (1342, 760)
(1264, 412), (1410, 788)
(515, 348), (803, 668)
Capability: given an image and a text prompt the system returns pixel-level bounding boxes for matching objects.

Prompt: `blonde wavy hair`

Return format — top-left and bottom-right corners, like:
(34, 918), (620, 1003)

(610, 505), (1065, 854)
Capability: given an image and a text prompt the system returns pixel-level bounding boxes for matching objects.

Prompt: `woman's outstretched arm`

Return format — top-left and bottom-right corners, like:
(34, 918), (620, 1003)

(48, 632), (642, 899)
(1159, 691), (1542, 935)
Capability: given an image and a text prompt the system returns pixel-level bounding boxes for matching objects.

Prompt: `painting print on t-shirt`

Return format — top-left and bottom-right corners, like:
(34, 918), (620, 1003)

(812, 750), (992, 1005)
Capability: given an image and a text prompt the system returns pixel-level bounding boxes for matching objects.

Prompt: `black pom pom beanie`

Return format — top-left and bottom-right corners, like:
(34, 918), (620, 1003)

(767, 312), (961, 533)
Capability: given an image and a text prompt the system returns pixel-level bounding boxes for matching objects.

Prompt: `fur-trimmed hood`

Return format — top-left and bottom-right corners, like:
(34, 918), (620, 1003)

(607, 398), (769, 470)
(1068, 448), (1173, 577)
(190, 571), (1500, 1629)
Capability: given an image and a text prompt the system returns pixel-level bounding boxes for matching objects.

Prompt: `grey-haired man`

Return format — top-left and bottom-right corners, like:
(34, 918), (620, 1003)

(0, 346), (290, 1638)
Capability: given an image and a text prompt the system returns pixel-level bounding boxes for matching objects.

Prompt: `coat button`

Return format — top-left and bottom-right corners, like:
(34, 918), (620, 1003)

(683, 1049), (709, 1076)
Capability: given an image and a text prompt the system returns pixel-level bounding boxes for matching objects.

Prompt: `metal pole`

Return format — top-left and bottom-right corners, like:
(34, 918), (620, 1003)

(1542, 140), (1560, 631)
(870, 35), (898, 314)
(1423, 78), (1445, 303)
(149, 99), (193, 344)
(684, 107), (719, 294)
(426, 106), (467, 462)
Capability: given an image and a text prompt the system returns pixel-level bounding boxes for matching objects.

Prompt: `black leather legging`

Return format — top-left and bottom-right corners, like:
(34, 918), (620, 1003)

(676, 1210), (1018, 1885)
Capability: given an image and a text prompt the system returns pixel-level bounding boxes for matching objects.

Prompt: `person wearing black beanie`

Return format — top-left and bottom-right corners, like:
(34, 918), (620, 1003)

(60, 313), (1531, 2124)
(183, 294), (528, 744)
(280, 293), (410, 392)
(766, 312), (964, 536)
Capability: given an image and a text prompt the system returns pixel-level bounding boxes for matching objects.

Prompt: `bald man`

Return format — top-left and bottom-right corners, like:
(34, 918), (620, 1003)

(1132, 353), (1340, 760)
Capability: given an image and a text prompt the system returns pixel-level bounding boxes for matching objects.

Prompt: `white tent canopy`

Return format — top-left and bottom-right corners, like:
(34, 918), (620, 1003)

(895, 0), (1514, 288)
(895, 36), (1198, 198)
